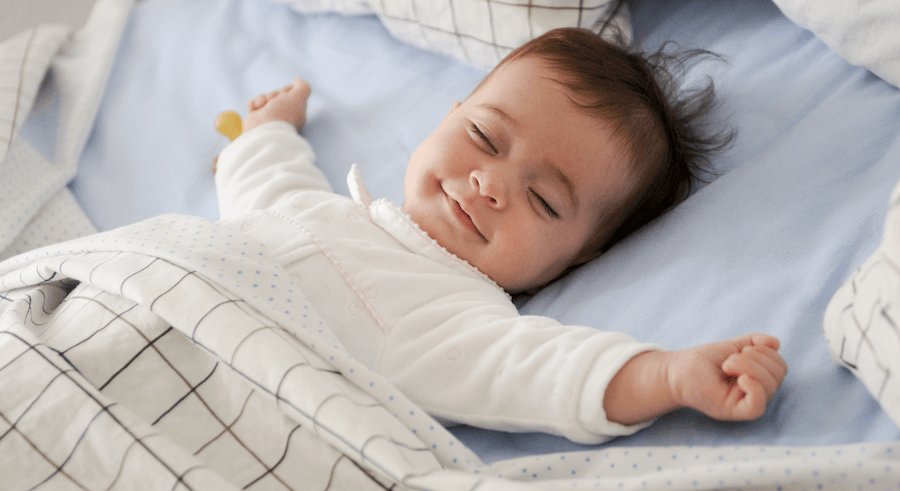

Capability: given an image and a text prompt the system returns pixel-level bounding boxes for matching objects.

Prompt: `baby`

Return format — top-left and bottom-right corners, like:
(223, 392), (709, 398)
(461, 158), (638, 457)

(215, 28), (787, 443)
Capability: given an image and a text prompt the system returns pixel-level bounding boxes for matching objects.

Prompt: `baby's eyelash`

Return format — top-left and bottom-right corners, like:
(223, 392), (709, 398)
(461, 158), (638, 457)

(470, 123), (498, 154)
(530, 189), (559, 219)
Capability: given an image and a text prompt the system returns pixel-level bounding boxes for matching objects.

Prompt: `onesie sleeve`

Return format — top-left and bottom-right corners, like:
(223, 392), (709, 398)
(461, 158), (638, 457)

(214, 121), (333, 220)
(380, 290), (662, 444)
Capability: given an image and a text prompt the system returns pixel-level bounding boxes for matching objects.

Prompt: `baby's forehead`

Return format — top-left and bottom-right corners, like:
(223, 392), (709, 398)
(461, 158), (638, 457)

(479, 59), (605, 123)
(477, 55), (562, 90)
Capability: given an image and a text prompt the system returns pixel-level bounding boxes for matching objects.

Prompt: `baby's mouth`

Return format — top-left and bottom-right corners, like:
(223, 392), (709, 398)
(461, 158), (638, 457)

(449, 196), (487, 242)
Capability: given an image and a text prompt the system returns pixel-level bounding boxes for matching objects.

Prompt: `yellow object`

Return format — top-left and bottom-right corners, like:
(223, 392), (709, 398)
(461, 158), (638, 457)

(215, 110), (243, 141)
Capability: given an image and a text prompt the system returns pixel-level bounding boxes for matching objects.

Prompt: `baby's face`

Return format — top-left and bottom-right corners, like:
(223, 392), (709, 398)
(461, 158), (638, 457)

(402, 57), (635, 293)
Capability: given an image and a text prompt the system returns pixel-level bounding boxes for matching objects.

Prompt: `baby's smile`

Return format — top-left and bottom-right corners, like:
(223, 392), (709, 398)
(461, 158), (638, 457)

(442, 183), (487, 241)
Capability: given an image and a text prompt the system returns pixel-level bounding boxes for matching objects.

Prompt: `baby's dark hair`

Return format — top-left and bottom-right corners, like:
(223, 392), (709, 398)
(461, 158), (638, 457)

(485, 27), (733, 254)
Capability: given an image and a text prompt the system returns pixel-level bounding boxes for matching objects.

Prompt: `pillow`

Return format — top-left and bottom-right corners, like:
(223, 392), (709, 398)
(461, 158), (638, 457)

(771, 0), (900, 88)
(273, 0), (631, 70)
(824, 176), (900, 429)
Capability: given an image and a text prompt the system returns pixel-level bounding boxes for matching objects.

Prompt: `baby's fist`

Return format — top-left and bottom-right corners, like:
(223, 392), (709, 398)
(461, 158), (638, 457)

(674, 333), (787, 421)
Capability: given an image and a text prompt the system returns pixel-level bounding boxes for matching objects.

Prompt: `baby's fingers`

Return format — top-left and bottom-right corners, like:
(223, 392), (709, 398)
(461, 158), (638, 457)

(248, 94), (267, 111)
(729, 373), (768, 419)
(722, 347), (786, 396)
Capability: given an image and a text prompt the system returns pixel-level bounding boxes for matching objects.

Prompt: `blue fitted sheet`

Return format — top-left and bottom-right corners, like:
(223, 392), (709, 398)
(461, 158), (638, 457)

(68, 0), (900, 464)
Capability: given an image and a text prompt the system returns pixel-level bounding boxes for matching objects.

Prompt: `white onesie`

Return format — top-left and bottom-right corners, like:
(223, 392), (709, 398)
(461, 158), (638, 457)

(214, 121), (659, 444)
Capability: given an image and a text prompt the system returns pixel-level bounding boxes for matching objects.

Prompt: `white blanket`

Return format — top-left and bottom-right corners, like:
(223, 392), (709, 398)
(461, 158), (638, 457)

(0, 214), (478, 489)
(3, 213), (900, 490)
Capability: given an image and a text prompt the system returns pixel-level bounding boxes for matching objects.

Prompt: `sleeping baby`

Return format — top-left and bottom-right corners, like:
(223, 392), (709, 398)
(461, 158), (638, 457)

(214, 27), (787, 444)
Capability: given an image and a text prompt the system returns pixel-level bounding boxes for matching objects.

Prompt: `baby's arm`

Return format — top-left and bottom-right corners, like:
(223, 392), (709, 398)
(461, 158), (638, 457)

(604, 333), (787, 425)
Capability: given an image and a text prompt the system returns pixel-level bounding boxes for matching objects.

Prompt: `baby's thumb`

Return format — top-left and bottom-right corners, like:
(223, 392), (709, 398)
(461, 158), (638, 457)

(732, 374), (767, 420)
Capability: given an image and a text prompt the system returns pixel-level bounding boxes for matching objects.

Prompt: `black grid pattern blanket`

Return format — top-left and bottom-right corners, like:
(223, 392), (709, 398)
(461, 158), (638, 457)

(5, 215), (900, 491)
(0, 214), (485, 490)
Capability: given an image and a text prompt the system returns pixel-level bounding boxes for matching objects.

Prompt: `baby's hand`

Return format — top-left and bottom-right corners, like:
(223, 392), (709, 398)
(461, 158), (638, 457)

(243, 77), (312, 133)
(672, 333), (787, 421)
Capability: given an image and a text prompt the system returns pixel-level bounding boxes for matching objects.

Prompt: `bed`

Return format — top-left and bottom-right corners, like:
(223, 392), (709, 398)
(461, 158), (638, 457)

(3, 0), (900, 488)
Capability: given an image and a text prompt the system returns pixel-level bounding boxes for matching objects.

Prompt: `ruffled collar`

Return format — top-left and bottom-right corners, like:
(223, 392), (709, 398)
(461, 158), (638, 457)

(347, 165), (506, 295)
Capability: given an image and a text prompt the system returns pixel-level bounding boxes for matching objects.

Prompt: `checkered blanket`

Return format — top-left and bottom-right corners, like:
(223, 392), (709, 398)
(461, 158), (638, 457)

(6, 215), (900, 491)
(824, 177), (900, 430)
(275, 0), (631, 70)
(0, 214), (488, 490)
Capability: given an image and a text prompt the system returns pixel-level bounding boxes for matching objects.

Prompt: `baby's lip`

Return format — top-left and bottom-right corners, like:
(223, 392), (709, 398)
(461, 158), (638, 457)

(448, 194), (487, 241)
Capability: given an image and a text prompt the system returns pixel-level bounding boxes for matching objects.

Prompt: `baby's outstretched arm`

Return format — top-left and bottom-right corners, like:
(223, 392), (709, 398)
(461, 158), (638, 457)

(243, 77), (311, 133)
(604, 333), (787, 425)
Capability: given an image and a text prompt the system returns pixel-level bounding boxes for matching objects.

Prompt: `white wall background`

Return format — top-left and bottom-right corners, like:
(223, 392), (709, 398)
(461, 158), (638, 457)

(1, 0), (96, 41)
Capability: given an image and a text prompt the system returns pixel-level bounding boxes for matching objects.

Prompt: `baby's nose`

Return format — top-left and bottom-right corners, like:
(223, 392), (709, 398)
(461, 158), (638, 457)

(470, 169), (507, 209)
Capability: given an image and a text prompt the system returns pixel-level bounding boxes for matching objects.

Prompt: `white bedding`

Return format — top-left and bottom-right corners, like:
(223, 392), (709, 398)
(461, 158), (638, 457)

(0, 0), (128, 261)
(825, 178), (900, 432)
(276, 0), (632, 70)
(771, 0), (900, 88)
(6, 0), (900, 487)
(0, 214), (474, 490)
(4, 214), (900, 490)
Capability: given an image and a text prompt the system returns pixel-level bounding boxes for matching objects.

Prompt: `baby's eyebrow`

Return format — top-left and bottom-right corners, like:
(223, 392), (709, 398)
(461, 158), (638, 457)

(478, 104), (515, 127)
